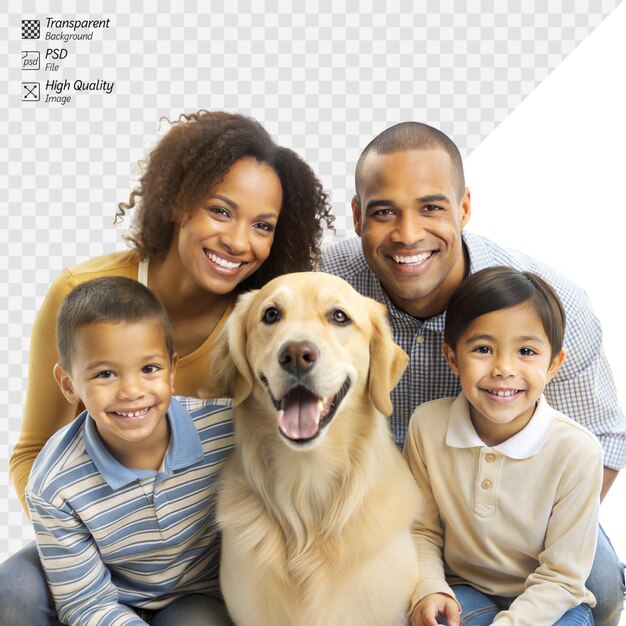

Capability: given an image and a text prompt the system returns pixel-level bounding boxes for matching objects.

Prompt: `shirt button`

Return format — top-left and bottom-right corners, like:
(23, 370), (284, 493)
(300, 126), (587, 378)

(481, 480), (492, 490)
(416, 335), (424, 344)
(485, 453), (496, 463)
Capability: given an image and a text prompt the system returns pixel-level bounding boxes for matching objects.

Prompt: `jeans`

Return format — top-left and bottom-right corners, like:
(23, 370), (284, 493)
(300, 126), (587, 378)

(449, 584), (594, 625)
(132, 595), (233, 625)
(0, 531), (623, 626)
(0, 541), (57, 626)
(586, 526), (626, 626)
(0, 541), (233, 626)
(429, 524), (624, 626)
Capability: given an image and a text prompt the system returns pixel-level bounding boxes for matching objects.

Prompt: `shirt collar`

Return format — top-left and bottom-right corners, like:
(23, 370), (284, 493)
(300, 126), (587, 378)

(364, 261), (439, 330)
(84, 396), (204, 490)
(463, 229), (494, 274)
(445, 393), (555, 459)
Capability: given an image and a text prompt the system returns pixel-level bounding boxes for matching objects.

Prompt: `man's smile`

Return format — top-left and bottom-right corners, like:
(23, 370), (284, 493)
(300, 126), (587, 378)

(389, 251), (435, 265)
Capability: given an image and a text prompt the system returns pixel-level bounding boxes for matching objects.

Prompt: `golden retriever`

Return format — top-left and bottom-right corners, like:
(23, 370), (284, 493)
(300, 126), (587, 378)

(207, 272), (419, 626)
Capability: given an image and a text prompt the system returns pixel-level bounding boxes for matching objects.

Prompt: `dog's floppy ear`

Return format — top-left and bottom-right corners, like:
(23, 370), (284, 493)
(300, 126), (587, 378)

(204, 290), (257, 406)
(367, 299), (408, 416)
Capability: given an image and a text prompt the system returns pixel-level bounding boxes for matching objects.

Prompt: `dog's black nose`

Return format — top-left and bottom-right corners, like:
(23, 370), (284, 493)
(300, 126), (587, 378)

(278, 341), (319, 376)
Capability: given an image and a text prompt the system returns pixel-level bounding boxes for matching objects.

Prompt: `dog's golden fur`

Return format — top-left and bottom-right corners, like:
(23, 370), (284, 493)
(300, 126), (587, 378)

(207, 272), (419, 626)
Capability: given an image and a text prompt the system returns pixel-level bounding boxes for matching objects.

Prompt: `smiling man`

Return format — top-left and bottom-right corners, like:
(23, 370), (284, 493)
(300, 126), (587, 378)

(321, 121), (625, 626)
(354, 147), (469, 320)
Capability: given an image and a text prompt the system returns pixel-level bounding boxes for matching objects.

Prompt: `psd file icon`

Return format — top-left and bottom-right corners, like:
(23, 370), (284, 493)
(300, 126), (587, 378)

(22, 51), (40, 70)
(22, 19), (40, 39)
(22, 82), (40, 101)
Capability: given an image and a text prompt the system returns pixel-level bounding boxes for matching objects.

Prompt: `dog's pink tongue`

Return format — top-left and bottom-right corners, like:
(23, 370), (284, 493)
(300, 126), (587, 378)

(278, 387), (321, 439)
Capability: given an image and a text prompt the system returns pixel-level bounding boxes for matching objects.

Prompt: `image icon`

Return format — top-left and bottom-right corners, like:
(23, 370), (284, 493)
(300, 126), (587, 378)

(22, 82), (40, 101)
(22, 51), (40, 70)
(21, 19), (40, 39)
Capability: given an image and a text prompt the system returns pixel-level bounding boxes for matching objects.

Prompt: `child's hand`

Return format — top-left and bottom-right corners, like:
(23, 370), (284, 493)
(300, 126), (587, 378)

(410, 593), (460, 626)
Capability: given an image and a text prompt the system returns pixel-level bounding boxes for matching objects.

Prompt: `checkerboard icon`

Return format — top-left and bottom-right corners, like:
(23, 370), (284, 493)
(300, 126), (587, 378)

(22, 19), (40, 39)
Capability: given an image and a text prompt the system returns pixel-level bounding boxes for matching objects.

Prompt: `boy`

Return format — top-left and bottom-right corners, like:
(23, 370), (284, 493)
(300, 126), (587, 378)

(404, 267), (603, 626)
(26, 276), (234, 626)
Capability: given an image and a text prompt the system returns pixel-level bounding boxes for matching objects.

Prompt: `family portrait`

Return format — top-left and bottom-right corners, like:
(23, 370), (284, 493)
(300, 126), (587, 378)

(2, 2), (625, 625)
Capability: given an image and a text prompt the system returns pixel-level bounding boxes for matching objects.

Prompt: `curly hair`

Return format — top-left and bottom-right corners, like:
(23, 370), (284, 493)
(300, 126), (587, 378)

(116, 110), (334, 290)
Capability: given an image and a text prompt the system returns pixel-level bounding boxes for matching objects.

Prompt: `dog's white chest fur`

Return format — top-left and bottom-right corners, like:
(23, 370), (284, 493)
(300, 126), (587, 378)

(217, 416), (420, 626)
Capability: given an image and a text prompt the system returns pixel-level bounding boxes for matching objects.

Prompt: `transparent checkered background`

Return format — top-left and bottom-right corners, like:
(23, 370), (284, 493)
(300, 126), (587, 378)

(0, 0), (622, 561)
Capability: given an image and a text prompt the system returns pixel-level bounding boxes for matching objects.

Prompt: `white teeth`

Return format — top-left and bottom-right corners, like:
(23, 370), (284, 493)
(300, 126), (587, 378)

(391, 252), (432, 264)
(488, 389), (520, 397)
(207, 252), (242, 270)
(115, 407), (150, 417)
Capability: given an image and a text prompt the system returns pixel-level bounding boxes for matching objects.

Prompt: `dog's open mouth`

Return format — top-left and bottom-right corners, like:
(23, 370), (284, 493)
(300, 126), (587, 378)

(261, 377), (351, 444)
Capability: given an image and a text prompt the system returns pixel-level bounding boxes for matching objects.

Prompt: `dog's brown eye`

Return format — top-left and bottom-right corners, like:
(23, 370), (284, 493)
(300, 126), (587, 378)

(330, 309), (350, 325)
(262, 307), (281, 324)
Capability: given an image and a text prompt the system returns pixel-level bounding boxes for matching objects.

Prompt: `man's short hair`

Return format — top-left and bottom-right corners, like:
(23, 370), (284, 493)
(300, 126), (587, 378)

(354, 121), (466, 202)
(56, 276), (174, 369)
(444, 266), (566, 361)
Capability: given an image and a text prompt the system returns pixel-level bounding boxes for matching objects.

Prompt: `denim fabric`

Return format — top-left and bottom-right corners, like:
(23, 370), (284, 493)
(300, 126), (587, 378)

(586, 526), (626, 626)
(0, 534), (621, 626)
(0, 542), (60, 626)
(133, 595), (233, 625)
(0, 542), (233, 626)
(449, 584), (594, 626)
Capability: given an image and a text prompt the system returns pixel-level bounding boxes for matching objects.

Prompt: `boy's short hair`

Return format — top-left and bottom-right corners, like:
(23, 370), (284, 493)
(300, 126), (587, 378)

(444, 266), (566, 360)
(56, 276), (174, 370)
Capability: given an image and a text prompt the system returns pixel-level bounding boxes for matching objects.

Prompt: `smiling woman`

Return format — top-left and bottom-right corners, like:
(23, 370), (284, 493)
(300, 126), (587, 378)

(10, 109), (334, 515)
(171, 158), (283, 297)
